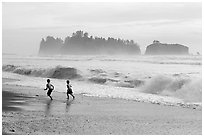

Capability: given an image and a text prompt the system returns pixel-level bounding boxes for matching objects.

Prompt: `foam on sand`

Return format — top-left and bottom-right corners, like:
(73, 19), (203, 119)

(3, 72), (201, 109)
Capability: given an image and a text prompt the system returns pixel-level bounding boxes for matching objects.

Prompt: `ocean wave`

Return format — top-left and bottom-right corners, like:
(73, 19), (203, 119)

(87, 76), (145, 89)
(2, 65), (81, 79)
(3, 72), (201, 109)
(100, 59), (201, 65)
(3, 65), (143, 88)
(88, 77), (108, 84)
(89, 69), (106, 75)
(140, 75), (202, 103)
(2, 64), (201, 102)
(140, 61), (202, 65)
(99, 55), (201, 65)
(2, 65), (18, 71)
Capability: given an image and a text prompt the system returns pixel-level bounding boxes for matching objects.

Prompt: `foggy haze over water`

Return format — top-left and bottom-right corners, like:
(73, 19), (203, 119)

(2, 2), (202, 55)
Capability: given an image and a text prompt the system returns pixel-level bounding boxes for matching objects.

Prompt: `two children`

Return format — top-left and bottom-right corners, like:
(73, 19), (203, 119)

(44, 79), (75, 100)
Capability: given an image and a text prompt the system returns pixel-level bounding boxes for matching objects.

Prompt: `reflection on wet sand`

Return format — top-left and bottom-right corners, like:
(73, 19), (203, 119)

(45, 100), (53, 115)
(44, 99), (74, 115)
(65, 99), (74, 112)
(45, 100), (74, 116)
(2, 91), (31, 111)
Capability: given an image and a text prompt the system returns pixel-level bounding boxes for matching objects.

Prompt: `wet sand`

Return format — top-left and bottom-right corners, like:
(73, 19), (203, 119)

(2, 78), (202, 135)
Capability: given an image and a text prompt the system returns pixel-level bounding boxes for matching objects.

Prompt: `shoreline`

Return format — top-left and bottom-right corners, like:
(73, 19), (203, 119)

(2, 78), (202, 135)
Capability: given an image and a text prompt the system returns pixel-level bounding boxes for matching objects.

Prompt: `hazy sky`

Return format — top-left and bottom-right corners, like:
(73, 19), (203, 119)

(2, 2), (202, 55)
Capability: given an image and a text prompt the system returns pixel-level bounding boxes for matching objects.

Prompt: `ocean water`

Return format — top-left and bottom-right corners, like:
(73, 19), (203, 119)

(2, 54), (202, 107)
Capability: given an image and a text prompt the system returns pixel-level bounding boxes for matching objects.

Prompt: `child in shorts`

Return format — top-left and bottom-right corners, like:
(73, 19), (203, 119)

(44, 79), (54, 100)
(66, 80), (75, 100)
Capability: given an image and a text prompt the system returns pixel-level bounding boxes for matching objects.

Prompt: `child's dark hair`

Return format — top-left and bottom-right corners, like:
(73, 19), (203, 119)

(47, 79), (50, 83)
(66, 80), (70, 84)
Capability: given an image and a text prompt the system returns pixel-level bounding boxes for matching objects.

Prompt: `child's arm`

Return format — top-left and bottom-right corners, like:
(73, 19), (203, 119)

(44, 84), (48, 90)
(51, 84), (54, 90)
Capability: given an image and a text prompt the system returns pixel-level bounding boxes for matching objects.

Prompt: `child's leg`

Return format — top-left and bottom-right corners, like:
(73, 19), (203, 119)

(67, 92), (69, 99)
(71, 94), (75, 99)
(49, 95), (53, 100)
(47, 90), (53, 100)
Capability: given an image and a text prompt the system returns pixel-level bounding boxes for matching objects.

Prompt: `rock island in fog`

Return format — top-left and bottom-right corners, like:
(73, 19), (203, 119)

(145, 40), (189, 55)
(39, 30), (141, 55)
(39, 31), (189, 56)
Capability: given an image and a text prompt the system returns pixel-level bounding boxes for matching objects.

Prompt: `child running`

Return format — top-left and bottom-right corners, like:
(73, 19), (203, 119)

(44, 79), (54, 100)
(66, 80), (75, 100)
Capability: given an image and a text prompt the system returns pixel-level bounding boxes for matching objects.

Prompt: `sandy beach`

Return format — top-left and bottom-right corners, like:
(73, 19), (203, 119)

(2, 78), (202, 135)
(2, 2), (202, 135)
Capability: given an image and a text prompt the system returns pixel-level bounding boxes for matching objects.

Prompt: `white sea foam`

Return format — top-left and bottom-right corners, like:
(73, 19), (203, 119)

(2, 54), (202, 108)
(3, 72), (184, 106)
(139, 75), (202, 103)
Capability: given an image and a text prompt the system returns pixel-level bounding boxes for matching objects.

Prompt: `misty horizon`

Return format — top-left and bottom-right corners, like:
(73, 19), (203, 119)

(2, 2), (202, 55)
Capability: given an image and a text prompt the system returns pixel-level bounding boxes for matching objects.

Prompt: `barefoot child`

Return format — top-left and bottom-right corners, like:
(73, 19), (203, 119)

(66, 80), (75, 100)
(44, 79), (54, 100)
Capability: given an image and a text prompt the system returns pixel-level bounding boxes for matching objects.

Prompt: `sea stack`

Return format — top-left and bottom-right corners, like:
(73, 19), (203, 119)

(38, 30), (141, 55)
(145, 40), (189, 55)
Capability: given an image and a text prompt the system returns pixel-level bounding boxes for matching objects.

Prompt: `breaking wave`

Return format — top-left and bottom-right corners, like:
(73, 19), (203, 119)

(3, 64), (145, 88)
(2, 65), (81, 79)
(2, 64), (202, 103)
(140, 75), (202, 103)
(88, 77), (108, 84)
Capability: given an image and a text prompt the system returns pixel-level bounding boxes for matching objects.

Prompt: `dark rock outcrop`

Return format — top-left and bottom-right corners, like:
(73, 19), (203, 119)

(38, 30), (141, 55)
(145, 40), (189, 55)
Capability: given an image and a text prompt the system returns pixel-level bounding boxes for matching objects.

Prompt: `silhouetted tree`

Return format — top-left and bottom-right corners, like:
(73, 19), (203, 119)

(39, 30), (141, 55)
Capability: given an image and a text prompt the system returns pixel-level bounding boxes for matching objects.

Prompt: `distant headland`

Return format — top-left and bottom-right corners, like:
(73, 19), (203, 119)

(145, 40), (189, 55)
(38, 30), (141, 55)
(38, 31), (190, 56)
